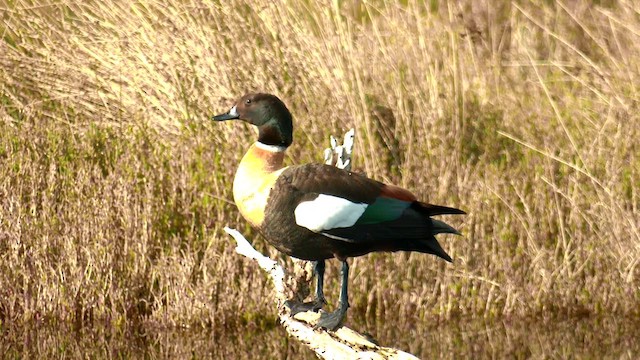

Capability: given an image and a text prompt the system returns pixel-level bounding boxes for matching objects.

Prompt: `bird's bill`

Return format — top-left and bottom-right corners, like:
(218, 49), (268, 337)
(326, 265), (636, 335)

(212, 105), (239, 121)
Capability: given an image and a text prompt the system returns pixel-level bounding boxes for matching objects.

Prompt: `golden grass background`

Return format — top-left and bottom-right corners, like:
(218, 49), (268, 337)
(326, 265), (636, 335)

(1, 0), (639, 356)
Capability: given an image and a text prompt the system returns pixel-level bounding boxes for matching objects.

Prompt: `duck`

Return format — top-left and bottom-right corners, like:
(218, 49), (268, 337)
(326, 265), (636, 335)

(213, 93), (465, 330)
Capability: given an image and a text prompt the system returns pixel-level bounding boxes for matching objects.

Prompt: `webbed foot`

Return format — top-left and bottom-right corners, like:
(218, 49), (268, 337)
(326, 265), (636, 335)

(315, 260), (350, 331)
(315, 308), (347, 331)
(285, 297), (326, 315)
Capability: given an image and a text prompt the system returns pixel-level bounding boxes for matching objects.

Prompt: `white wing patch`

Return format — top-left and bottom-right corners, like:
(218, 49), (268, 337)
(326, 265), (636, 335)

(294, 194), (367, 232)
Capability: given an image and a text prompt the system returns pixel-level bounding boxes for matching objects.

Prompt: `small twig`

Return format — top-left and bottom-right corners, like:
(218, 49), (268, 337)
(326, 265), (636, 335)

(224, 129), (419, 359)
(324, 128), (355, 171)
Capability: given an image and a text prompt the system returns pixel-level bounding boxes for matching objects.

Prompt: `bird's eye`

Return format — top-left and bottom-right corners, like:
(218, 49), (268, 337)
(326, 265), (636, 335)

(245, 99), (252, 105)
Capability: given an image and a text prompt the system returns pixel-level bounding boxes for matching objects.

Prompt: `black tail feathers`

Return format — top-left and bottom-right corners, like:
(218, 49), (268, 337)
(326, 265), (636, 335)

(413, 202), (466, 216)
(431, 219), (461, 236)
(413, 202), (465, 262)
(420, 235), (453, 262)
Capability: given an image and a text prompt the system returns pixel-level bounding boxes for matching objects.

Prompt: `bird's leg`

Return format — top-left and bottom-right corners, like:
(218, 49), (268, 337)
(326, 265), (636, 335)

(316, 260), (349, 331)
(313, 259), (327, 306)
(287, 260), (327, 314)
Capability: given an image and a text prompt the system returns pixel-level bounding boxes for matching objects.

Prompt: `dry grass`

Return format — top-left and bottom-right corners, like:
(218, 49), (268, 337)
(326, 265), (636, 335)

(1, 0), (639, 345)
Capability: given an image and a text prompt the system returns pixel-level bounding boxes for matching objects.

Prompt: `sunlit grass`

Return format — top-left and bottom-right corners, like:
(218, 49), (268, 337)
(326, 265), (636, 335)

(1, 0), (638, 346)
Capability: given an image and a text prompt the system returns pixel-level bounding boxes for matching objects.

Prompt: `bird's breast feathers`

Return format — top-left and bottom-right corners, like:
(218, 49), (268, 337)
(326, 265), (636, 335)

(232, 143), (286, 227)
(233, 167), (286, 227)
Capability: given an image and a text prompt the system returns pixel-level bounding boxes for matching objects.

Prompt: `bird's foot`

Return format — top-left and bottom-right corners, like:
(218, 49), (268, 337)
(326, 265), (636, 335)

(285, 298), (326, 315)
(314, 308), (347, 331)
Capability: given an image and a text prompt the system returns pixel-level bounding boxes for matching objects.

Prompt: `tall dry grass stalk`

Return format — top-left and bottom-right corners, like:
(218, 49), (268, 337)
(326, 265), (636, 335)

(1, 0), (638, 342)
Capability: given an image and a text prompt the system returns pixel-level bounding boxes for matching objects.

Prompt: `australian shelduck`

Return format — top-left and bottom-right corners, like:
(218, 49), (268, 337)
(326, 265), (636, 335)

(213, 93), (465, 330)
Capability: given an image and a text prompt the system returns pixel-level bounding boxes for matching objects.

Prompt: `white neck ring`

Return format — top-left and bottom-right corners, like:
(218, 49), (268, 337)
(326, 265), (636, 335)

(255, 141), (287, 152)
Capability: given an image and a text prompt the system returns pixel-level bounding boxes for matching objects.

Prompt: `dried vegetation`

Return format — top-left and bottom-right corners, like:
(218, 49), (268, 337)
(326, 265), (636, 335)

(1, 0), (639, 351)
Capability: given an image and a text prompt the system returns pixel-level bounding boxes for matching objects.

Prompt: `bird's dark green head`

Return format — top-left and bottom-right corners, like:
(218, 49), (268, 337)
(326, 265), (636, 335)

(212, 93), (293, 147)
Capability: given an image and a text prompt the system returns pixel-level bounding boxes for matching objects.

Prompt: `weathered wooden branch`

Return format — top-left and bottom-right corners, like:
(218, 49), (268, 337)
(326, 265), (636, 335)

(225, 129), (419, 359)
